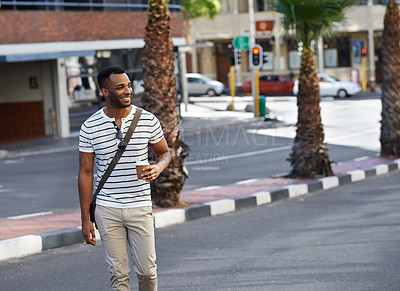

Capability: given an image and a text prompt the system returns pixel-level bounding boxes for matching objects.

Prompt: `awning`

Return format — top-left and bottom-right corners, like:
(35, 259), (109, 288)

(0, 37), (186, 62)
(0, 50), (96, 62)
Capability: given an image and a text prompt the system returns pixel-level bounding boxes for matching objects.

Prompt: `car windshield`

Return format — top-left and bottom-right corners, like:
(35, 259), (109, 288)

(325, 74), (340, 82)
(187, 74), (213, 83)
(199, 75), (213, 82)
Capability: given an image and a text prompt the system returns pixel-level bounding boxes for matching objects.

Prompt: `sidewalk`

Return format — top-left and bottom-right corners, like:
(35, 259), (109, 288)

(2, 99), (398, 262)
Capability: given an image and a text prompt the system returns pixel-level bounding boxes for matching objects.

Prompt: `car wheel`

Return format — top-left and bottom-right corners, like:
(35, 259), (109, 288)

(336, 89), (348, 98)
(206, 89), (217, 97)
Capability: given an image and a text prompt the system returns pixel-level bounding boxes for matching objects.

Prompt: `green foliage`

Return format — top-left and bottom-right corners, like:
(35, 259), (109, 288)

(270, 0), (355, 48)
(181, 0), (221, 19)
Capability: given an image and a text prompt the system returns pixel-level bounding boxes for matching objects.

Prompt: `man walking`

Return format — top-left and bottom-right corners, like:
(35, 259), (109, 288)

(78, 66), (171, 291)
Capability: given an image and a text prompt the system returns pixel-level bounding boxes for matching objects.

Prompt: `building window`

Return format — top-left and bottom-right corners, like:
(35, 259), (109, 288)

(256, 0), (265, 11)
(323, 36), (351, 68)
(220, 0), (235, 13)
(66, 49), (144, 103)
(287, 39), (301, 69)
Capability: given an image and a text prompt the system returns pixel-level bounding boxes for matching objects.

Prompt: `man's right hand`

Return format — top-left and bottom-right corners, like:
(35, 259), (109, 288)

(82, 220), (96, 246)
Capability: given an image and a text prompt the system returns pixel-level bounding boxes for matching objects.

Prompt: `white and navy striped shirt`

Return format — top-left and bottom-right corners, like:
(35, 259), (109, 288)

(79, 105), (164, 208)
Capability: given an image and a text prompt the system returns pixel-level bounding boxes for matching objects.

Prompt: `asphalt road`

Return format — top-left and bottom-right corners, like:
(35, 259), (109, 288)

(1, 170), (399, 290)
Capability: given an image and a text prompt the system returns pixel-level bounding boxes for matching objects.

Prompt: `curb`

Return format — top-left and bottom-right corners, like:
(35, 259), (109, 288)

(1, 158), (399, 262)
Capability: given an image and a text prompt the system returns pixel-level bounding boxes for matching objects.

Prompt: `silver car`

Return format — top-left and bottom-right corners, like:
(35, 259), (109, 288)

(293, 73), (362, 98)
(186, 73), (226, 96)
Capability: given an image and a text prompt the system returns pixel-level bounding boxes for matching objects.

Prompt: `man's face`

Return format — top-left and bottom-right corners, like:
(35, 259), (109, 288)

(102, 73), (133, 109)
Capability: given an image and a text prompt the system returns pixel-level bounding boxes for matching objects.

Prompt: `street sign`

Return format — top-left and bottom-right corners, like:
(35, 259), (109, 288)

(233, 36), (249, 51)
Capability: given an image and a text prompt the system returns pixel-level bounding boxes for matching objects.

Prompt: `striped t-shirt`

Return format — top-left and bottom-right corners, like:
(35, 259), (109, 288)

(79, 105), (164, 208)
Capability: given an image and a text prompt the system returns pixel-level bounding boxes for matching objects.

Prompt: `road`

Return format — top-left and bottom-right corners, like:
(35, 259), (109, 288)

(0, 94), (381, 218)
(183, 94), (381, 191)
(1, 170), (399, 290)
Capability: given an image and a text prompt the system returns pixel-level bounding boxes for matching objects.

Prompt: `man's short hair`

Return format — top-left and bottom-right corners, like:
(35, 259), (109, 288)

(97, 66), (126, 89)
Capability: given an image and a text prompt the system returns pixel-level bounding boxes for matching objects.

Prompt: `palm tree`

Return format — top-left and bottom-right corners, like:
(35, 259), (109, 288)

(271, 0), (354, 178)
(141, 0), (221, 207)
(141, 0), (189, 207)
(380, 0), (400, 157)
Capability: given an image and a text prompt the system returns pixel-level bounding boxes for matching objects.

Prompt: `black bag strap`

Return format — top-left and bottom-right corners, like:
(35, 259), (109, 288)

(91, 108), (142, 203)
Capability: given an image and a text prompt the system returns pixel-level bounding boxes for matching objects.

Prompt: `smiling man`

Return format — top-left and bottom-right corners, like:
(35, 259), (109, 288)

(78, 66), (171, 291)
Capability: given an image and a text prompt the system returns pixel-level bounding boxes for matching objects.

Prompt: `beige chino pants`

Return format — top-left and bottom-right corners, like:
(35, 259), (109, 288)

(95, 205), (157, 291)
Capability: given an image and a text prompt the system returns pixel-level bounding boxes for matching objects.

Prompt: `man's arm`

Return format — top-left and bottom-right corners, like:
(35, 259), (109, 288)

(78, 151), (96, 246)
(141, 138), (171, 182)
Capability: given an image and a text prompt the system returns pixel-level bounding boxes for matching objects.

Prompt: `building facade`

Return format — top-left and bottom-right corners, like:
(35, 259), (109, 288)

(0, 1), (185, 143)
(188, 0), (386, 91)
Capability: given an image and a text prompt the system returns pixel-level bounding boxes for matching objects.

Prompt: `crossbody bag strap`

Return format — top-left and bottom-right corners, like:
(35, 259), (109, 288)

(91, 108), (142, 203)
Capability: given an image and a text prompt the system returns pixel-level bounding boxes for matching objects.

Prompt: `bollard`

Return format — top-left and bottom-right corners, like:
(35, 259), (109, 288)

(259, 95), (267, 117)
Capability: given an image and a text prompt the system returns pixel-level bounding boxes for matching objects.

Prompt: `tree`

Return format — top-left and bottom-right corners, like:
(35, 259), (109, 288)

(141, 0), (190, 207)
(271, 0), (354, 178)
(380, 0), (400, 157)
(181, 0), (220, 20)
(141, 0), (221, 207)
(180, 0), (221, 66)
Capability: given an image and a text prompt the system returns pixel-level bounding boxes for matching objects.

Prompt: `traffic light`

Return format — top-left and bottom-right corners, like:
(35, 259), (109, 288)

(250, 44), (263, 69)
(228, 44), (235, 66)
(361, 47), (367, 57)
(262, 52), (268, 64)
(234, 49), (241, 67)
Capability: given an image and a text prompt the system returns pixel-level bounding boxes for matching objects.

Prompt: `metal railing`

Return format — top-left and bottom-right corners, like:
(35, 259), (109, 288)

(0, 0), (181, 11)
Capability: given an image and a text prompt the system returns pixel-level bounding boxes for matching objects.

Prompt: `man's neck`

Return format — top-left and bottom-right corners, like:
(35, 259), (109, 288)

(104, 105), (132, 126)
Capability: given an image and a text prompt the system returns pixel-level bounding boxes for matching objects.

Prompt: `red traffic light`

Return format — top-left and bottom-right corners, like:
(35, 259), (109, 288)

(361, 48), (367, 56)
(250, 44), (263, 68)
(252, 47), (260, 55)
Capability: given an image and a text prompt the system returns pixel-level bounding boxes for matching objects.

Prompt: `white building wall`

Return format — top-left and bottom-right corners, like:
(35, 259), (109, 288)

(190, 3), (387, 86)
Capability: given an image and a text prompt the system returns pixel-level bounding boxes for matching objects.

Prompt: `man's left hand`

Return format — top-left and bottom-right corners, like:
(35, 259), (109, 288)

(141, 164), (163, 182)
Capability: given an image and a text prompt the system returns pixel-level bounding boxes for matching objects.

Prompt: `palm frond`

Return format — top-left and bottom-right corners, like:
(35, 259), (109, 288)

(271, 0), (355, 47)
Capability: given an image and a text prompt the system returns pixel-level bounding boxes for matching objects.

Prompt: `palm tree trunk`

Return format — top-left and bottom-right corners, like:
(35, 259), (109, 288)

(141, 0), (190, 207)
(289, 47), (334, 178)
(380, 0), (400, 157)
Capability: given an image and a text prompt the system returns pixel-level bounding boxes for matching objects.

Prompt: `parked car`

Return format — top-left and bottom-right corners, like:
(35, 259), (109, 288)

(292, 73), (362, 98)
(242, 74), (295, 95)
(186, 73), (227, 96)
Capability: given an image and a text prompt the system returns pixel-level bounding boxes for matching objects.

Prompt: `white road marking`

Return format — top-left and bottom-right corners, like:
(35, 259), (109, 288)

(327, 129), (378, 142)
(353, 156), (370, 162)
(3, 159), (23, 164)
(194, 185), (222, 191)
(235, 178), (259, 185)
(191, 166), (220, 171)
(7, 211), (54, 220)
(247, 127), (379, 151)
(186, 145), (291, 166)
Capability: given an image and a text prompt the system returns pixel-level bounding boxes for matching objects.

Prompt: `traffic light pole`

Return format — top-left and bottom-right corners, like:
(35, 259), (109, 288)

(362, 55), (367, 91)
(254, 68), (260, 116)
(249, 45), (262, 117)
(229, 65), (235, 110)
(248, 0), (257, 117)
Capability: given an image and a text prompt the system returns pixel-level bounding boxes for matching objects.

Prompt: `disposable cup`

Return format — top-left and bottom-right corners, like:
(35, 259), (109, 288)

(136, 161), (149, 180)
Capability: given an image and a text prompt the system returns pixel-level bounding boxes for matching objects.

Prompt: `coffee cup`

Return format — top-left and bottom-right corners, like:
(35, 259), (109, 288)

(136, 161), (149, 180)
